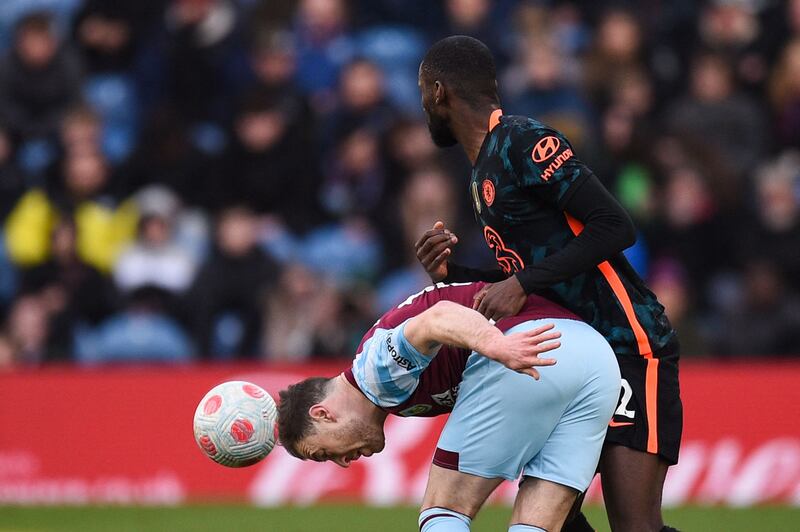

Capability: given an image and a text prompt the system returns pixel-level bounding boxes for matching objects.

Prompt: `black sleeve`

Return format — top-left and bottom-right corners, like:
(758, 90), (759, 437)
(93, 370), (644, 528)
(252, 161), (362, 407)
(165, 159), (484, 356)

(443, 262), (508, 284)
(514, 173), (637, 294)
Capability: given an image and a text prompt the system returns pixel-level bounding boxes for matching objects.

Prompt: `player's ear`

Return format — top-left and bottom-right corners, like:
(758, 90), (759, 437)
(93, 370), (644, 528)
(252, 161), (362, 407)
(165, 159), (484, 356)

(433, 80), (447, 106)
(308, 404), (335, 423)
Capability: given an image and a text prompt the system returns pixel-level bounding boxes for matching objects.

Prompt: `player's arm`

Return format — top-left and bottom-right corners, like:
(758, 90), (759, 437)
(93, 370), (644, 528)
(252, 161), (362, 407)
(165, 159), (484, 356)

(473, 130), (636, 320)
(402, 300), (559, 379)
(415, 222), (506, 283)
(513, 173), (636, 294)
(513, 128), (636, 293)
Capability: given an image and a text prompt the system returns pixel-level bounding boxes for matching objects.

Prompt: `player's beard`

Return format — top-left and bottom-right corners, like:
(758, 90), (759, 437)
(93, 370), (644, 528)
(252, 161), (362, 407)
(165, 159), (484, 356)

(426, 112), (458, 147)
(336, 418), (385, 454)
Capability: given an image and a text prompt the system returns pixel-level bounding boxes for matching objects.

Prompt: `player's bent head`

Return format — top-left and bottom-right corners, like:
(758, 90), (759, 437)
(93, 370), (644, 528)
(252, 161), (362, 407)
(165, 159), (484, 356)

(277, 376), (385, 467)
(420, 35), (498, 110)
(277, 377), (332, 458)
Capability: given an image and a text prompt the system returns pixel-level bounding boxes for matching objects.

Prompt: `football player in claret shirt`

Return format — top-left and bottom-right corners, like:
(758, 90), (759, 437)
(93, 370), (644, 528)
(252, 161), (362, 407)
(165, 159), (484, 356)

(277, 282), (620, 532)
(415, 36), (682, 532)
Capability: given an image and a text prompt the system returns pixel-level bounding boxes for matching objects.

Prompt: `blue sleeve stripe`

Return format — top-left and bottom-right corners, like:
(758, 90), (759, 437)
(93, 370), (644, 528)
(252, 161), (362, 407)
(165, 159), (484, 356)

(396, 320), (434, 370)
(353, 327), (417, 407)
(371, 347), (413, 404)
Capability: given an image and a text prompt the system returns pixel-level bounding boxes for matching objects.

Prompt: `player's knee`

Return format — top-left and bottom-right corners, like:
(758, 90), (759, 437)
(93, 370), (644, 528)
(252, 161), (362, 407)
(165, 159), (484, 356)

(421, 497), (481, 520)
(419, 507), (471, 531)
(421, 488), (484, 519)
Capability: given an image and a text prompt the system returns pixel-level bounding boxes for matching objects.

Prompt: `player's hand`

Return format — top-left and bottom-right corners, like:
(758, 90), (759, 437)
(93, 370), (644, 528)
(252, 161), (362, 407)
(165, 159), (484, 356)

(473, 276), (527, 322)
(485, 323), (560, 379)
(415, 221), (458, 282)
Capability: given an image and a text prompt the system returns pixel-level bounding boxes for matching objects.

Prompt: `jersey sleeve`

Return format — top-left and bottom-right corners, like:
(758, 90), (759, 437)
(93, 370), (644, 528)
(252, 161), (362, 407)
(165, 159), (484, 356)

(351, 319), (432, 408)
(515, 127), (591, 207)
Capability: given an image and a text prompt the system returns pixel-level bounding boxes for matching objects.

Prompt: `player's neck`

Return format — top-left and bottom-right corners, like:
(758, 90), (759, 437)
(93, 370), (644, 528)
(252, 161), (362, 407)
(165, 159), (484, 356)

(335, 374), (387, 424)
(452, 102), (501, 166)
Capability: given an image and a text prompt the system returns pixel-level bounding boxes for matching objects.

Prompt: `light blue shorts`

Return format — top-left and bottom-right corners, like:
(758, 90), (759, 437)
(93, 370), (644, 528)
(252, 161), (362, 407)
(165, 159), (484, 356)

(435, 318), (621, 492)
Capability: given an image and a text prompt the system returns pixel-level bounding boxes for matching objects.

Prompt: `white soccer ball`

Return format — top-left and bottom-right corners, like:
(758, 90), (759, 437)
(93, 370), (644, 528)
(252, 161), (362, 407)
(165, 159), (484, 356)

(193, 380), (277, 467)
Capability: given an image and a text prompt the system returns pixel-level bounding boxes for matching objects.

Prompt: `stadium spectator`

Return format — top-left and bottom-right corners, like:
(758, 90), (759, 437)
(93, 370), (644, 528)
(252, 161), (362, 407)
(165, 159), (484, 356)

(188, 206), (279, 358)
(377, 167), (458, 310)
(440, 0), (506, 66)
(649, 259), (709, 357)
(503, 35), (592, 146)
(4, 148), (138, 271)
(712, 260), (800, 357)
(74, 285), (194, 364)
(264, 263), (371, 360)
(21, 219), (116, 361)
(71, 1), (156, 76)
(583, 8), (647, 109)
(6, 148), (138, 272)
(302, 216), (383, 287)
(697, 1), (769, 90)
(322, 58), (396, 145)
(320, 127), (386, 222)
(770, 38), (800, 147)
(609, 66), (655, 119)
(384, 119), (438, 176)
(263, 263), (321, 361)
(0, 12), (82, 139)
(738, 152), (800, 293)
(0, 294), (52, 365)
(592, 104), (659, 225)
(665, 51), (766, 181)
(58, 104), (102, 157)
(211, 91), (321, 231)
(648, 165), (726, 303)
(143, 0), (248, 126)
(382, 119), (464, 208)
(113, 187), (198, 295)
(0, 125), (26, 220)
(293, 0), (355, 106)
(246, 28), (314, 143)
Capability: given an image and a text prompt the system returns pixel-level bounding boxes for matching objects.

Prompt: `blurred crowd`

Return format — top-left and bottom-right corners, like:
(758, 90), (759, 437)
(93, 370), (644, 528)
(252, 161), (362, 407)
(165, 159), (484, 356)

(0, 0), (799, 367)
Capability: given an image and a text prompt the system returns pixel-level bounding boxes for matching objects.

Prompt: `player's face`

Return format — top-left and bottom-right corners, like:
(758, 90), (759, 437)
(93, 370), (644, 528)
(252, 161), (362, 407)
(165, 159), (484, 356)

(419, 65), (458, 147)
(298, 416), (385, 468)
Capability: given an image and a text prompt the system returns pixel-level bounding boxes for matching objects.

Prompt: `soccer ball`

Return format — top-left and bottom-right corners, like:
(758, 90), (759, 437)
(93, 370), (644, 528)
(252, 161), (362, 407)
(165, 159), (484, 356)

(193, 380), (277, 467)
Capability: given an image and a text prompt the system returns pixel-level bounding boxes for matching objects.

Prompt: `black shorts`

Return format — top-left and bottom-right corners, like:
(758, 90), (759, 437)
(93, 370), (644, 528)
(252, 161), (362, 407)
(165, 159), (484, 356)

(604, 338), (682, 465)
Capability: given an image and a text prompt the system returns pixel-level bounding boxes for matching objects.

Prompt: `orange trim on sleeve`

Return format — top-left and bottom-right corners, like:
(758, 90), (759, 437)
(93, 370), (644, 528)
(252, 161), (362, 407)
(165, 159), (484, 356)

(645, 358), (660, 454)
(488, 108), (502, 131)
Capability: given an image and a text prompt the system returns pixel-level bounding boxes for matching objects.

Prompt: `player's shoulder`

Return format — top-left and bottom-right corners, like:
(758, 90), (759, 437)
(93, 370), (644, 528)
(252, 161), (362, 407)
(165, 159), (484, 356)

(498, 115), (561, 136)
(497, 115), (576, 172)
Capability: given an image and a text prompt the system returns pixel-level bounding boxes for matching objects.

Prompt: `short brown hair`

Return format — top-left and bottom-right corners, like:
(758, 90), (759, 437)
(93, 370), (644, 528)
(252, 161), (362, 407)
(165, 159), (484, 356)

(277, 377), (332, 458)
(16, 12), (53, 36)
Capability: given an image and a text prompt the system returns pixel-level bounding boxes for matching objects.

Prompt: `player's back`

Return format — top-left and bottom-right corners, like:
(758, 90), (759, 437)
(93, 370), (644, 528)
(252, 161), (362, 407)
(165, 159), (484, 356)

(345, 282), (580, 417)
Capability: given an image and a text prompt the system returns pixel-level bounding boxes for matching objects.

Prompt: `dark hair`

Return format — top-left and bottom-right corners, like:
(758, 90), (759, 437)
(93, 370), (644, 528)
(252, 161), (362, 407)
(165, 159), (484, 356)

(16, 12), (53, 35)
(421, 35), (498, 107)
(277, 377), (332, 458)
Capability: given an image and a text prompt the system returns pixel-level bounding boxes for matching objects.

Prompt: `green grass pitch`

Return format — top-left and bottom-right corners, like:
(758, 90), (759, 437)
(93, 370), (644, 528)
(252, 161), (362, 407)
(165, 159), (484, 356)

(0, 504), (798, 531)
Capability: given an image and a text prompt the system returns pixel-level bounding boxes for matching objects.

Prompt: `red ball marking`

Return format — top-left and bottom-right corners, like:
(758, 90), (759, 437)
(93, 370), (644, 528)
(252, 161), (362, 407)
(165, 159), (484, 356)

(203, 395), (222, 415)
(199, 435), (217, 456)
(231, 419), (255, 443)
(242, 384), (265, 398)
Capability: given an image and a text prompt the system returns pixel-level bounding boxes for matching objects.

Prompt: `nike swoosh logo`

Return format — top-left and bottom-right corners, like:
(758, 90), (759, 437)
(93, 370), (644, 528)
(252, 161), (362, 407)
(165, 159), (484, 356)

(609, 420), (634, 427)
